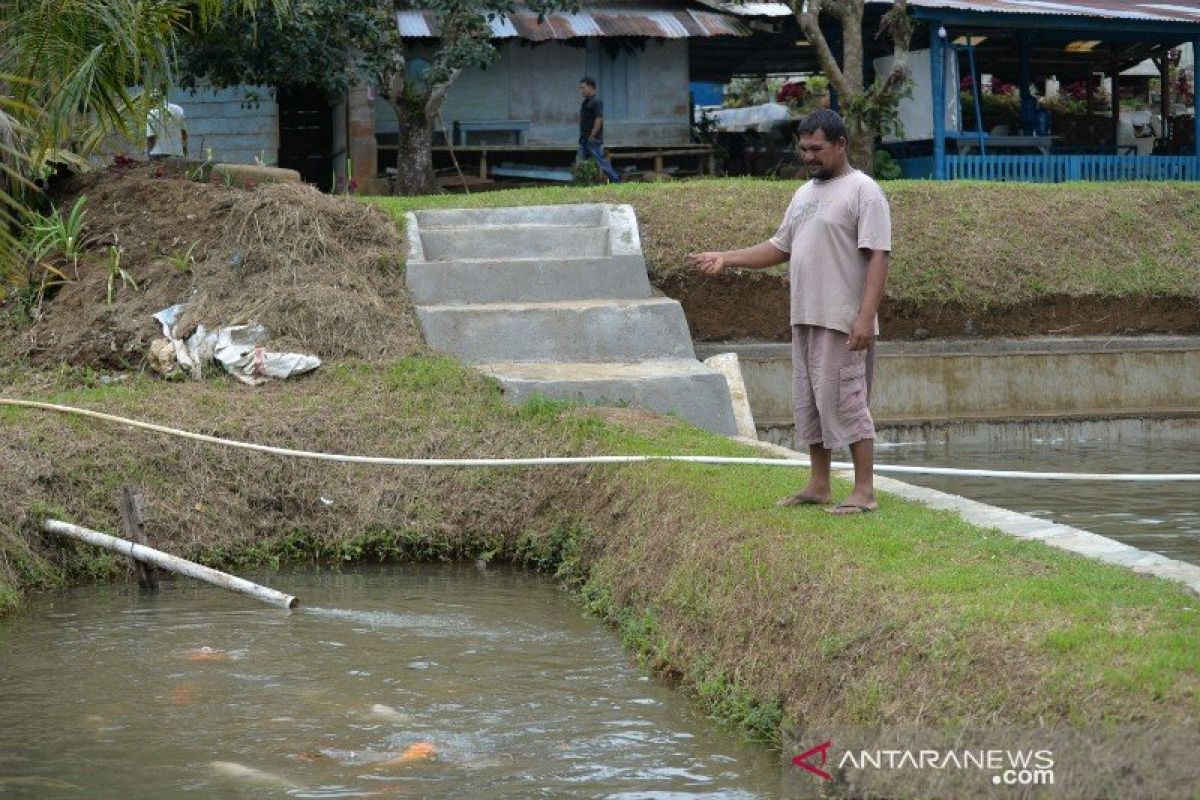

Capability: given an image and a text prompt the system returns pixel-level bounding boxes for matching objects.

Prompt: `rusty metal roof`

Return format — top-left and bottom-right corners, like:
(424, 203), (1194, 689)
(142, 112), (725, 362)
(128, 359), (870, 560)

(395, 3), (754, 40)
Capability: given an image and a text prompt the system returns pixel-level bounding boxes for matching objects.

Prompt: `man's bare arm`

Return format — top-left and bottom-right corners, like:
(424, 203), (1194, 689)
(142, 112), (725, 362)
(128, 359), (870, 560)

(847, 249), (890, 351)
(686, 242), (788, 275)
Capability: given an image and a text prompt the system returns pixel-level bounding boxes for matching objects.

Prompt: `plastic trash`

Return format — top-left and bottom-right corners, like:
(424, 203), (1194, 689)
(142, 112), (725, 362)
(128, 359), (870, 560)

(151, 305), (320, 384)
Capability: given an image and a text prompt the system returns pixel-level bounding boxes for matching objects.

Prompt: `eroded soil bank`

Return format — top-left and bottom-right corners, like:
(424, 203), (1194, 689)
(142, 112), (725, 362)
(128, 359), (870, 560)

(3, 172), (1199, 795)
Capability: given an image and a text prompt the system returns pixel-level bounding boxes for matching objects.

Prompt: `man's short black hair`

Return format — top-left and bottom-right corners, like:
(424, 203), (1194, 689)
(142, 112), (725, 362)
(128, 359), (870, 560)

(797, 108), (848, 143)
(580, 76), (597, 88)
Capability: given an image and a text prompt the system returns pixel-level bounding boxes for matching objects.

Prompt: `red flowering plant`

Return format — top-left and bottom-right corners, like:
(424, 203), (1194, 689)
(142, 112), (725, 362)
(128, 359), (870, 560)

(776, 81), (808, 106)
(1174, 70), (1194, 106)
(991, 79), (1016, 96)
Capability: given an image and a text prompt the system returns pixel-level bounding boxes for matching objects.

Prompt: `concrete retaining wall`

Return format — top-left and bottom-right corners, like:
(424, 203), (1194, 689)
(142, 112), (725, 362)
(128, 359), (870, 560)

(696, 337), (1200, 429)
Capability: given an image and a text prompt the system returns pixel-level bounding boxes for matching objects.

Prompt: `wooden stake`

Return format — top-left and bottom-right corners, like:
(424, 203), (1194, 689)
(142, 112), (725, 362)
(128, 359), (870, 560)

(119, 486), (158, 592)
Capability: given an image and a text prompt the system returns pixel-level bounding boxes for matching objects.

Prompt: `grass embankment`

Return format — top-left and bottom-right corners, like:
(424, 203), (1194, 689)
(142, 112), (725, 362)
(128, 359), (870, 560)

(370, 180), (1200, 339)
(3, 174), (1198, 751)
(2, 357), (1199, 741)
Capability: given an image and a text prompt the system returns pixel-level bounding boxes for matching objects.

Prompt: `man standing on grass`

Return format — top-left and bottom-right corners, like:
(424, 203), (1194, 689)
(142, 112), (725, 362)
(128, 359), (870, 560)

(578, 77), (620, 183)
(686, 108), (891, 515)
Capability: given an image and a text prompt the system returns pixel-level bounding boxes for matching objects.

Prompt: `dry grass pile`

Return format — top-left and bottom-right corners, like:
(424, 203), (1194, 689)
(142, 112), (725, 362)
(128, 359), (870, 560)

(17, 164), (420, 369)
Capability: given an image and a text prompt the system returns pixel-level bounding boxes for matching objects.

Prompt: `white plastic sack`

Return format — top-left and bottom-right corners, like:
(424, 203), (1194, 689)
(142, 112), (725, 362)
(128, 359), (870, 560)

(152, 306), (320, 385)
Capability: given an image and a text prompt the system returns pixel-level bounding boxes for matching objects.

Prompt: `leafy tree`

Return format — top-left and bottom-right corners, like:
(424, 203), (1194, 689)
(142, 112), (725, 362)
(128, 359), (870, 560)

(0, 0), (278, 282)
(180, 0), (397, 100)
(181, 0), (572, 196)
(784, 0), (913, 174)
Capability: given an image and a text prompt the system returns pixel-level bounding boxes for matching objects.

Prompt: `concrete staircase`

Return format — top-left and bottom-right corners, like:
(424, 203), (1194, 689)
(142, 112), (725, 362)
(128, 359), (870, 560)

(404, 204), (738, 435)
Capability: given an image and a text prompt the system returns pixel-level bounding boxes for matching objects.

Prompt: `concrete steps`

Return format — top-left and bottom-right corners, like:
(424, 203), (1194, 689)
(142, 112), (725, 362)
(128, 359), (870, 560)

(418, 225), (610, 260)
(415, 298), (696, 363)
(407, 255), (651, 305)
(405, 204), (737, 435)
(480, 360), (739, 434)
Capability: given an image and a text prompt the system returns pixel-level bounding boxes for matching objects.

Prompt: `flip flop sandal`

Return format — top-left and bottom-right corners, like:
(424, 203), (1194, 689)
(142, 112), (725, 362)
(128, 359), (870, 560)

(826, 502), (879, 515)
(776, 492), (830, 508)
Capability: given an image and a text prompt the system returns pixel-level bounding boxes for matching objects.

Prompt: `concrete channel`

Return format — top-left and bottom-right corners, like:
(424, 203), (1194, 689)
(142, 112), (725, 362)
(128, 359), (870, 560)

(696, 336), (1200, 437)
(698, 336), (1200, 593)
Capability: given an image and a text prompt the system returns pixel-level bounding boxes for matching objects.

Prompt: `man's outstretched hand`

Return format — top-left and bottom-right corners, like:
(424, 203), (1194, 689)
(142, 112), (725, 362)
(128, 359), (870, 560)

(687, 251), (726, 276)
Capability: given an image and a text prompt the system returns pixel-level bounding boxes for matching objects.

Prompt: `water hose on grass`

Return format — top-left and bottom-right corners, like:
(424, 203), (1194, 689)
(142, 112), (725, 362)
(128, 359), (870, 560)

(3, 398), (1198, 482)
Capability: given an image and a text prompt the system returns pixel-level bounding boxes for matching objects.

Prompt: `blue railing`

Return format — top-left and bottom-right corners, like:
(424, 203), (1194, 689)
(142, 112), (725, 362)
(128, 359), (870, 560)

(897, 157), (935, 179)
(899, 155), (1200, 182)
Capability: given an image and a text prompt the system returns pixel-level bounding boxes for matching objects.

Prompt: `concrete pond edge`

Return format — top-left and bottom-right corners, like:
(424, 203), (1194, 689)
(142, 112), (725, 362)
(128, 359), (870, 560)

(735, 436), (1200, 596)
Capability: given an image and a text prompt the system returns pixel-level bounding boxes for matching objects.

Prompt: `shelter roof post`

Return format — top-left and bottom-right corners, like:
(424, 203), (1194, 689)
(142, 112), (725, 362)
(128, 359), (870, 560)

(1194, 37), (1200, 157)
(1018, 32), (1034, 135)
(931, 20), (947, 179)
(1110, 44), (1121, 146)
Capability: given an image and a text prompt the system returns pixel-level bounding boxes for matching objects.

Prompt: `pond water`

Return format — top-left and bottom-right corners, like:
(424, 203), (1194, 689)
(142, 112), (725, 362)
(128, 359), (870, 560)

(877, 423), (1200, 566)
(0, 564), (782, 799)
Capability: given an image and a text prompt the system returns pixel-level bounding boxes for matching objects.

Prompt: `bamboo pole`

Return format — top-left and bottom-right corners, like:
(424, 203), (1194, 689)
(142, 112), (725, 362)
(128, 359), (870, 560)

(43, 519), (298, 609)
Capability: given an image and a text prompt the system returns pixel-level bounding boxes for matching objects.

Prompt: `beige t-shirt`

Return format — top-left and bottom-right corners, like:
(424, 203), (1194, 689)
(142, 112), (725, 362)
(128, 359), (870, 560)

(769, 169), (892, 335)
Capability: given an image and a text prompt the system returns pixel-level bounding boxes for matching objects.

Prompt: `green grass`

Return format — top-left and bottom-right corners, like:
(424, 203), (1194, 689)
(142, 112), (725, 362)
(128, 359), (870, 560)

(3, 354), (1200, 742)
(366, 179), (1200, 307)
(571, 403), (1200, 727)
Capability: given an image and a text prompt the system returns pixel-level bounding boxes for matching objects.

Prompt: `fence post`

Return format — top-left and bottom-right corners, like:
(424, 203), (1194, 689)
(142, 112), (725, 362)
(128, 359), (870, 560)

(119, 486), (158, 592)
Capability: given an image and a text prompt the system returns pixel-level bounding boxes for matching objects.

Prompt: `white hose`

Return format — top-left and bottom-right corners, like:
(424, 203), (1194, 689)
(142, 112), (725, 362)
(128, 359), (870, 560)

(2, 398), (1198, 482)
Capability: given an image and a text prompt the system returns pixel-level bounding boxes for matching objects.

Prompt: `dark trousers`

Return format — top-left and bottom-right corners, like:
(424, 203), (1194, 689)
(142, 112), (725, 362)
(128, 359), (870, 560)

(578, 137), (620, 182)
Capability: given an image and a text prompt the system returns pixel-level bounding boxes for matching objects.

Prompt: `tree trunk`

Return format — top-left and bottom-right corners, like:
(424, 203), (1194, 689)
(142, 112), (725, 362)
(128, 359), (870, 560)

(392, 100), (438, 196)
(839, 19), (875, 177)
(845, 111), (877, 173)
(794, 0), (911, 178)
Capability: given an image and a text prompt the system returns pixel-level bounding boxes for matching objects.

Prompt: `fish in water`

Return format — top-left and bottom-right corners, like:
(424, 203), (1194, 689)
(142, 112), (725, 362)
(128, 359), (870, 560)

(210, 761), (300, 788)
(0, 776), (83, 791)
(369, 703), (414, 723)
(187, 646), (229, 662)
(380, 742), (437, 767)
(168, 683), (200, 705)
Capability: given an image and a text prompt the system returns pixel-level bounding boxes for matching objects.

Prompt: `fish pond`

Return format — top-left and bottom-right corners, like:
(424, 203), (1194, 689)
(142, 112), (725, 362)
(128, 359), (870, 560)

(878, 421), (1200, 565)
(0, 564), (782, 798)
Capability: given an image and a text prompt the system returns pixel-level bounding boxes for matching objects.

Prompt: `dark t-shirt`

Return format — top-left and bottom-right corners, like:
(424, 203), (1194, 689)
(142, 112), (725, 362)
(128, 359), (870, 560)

(580, 96), (604, 139)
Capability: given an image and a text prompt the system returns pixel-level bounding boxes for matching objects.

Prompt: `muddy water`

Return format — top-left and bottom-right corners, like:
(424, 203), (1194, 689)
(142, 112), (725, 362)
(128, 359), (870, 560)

(877, 429), (1200, 565)
(0, 565), (781, 798)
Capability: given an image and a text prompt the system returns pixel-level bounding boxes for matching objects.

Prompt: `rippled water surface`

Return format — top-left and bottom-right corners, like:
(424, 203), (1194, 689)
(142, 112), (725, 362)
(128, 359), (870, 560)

(0, 564), (781, 799)
(878, 430), (1200, 564)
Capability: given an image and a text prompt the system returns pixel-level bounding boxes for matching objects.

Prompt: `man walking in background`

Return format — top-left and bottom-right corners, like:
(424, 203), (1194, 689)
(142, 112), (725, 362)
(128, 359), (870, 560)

(686, 109), (891, 515)
(578, 77), (620, 183)
(146, 90), (188, 160)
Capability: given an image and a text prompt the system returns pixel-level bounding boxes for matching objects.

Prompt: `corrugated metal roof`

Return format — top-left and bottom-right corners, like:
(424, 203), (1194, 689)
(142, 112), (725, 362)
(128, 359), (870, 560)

(692, 0), (794, 16)
(701, 0), (1200, 23)
(891, 0), (1200, 23)
(395, 3), (753, 40)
